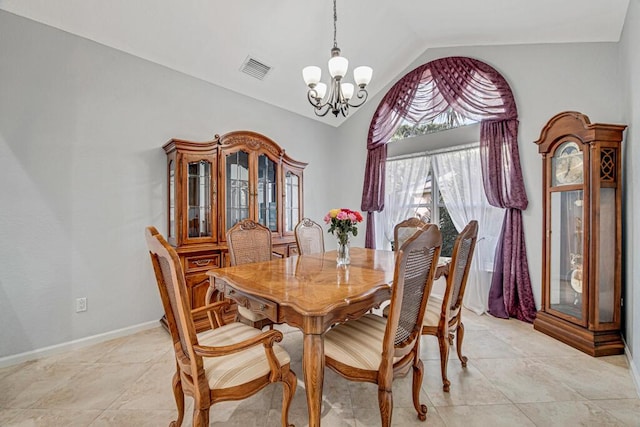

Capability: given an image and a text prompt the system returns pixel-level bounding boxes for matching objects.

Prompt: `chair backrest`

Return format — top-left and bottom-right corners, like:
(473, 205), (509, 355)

(145, 226), (202, 370)
(294, 218), (325, 255)
(384, 223), (442, 359)
(226, 219), (273, 266)
(393, 217), (428, 251)
(445, 220), (479, 315)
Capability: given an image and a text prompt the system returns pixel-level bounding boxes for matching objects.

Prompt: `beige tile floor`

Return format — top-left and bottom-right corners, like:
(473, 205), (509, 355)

(1, 309), (639, 426)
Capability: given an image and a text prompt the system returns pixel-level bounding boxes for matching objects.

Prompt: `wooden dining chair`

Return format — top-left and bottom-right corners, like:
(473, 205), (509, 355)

(294, 217), (325, 255)
(393, 217), (428, 251)
(226, 219), (277, 329)
(422, 220), (478, 392)
(145, 226), (297, 427)
(323, 223), (442, 427)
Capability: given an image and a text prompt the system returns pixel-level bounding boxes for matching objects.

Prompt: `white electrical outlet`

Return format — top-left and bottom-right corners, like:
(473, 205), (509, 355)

(76, 297), (87, 312)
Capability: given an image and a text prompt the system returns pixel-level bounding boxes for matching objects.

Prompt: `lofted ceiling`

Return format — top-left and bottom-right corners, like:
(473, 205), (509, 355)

(0, 0), (630, 127)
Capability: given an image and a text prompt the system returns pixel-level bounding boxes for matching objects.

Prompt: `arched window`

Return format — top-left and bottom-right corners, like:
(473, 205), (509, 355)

(360, 56), (535, 322)
(389, 107), (478, 141)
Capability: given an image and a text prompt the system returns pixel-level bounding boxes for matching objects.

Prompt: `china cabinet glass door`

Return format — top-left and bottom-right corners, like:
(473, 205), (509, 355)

(187, 160), (213, 238)
(226, 150), (250, 230)
(284, 170), (300, 233)
(257, 154), (278, 231)
(168, 160), (176, 240)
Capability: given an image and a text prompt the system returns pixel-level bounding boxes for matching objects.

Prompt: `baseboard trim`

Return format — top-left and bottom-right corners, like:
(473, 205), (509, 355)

(625, 344), (640, 397)
(0, 320), (160, 368)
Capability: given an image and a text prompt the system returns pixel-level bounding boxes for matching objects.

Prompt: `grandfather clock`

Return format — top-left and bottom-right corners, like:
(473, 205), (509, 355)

(533, 111), (626, 356)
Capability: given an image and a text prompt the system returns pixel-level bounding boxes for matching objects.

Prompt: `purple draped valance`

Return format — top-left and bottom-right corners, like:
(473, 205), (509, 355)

(361, 56), (536, 322)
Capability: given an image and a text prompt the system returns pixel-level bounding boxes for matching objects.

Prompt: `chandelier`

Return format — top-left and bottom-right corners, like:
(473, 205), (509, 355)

(302, 0), (372, 118)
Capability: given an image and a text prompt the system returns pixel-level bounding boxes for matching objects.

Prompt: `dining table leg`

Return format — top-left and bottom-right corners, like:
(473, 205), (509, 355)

(303, 332), (324, 427)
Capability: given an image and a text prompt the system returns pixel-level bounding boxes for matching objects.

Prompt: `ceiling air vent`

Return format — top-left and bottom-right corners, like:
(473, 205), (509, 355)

(240, 56), (271, 80)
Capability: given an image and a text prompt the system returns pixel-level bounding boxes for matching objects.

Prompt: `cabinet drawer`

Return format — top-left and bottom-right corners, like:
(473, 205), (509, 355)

(224, 287), (277, 320)
(185, 254), (220, 272)
(288, 244), (299, 256)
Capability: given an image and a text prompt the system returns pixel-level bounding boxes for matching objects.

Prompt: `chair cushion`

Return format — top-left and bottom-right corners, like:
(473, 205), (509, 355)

(381, 299), (439, 324)
(422, 296), (460, 328)
(324, 314), (388, 371)
(237, 305), (268, 322)
(197, 322), (290, 389)
(382, 295), (460, 328)
(423, 296), (443, 327)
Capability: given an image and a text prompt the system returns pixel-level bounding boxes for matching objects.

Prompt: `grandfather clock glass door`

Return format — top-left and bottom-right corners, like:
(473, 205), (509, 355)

(548, 140), (586, 323)
(549, 189), (585, 323)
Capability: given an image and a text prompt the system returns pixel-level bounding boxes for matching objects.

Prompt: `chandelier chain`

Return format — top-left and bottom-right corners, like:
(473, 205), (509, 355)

(333, 0), (338, 49)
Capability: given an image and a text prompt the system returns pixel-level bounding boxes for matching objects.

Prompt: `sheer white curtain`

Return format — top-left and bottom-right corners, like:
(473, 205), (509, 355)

(433, 145), (504, 314)
(374, 155), (431, 250)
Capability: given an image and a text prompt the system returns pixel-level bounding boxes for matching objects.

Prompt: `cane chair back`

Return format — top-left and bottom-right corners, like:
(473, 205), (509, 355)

(422, 220), (478, 392)
(324, 223), (442, 427)
(294, 218), (325, 255)
(227, 219), (274, 266)
(226, 219), (276, 329)
(394, 217), (428, 251)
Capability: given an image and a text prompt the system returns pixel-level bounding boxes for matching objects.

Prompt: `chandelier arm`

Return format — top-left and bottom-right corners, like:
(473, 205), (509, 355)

(314, 103), (333, 117)
(347, 88), (368, 108)
(339, 102), (349, 118)
(308, 94), (333, 117)
(307, 90), (321, 107)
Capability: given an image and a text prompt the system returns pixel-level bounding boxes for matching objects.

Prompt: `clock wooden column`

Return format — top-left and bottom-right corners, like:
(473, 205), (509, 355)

(533, 111), (626, 356)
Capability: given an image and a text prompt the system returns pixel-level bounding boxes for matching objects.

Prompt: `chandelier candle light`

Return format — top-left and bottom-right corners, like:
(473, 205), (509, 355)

(302, 0), (372, 118)
(324, 208), (363, 266)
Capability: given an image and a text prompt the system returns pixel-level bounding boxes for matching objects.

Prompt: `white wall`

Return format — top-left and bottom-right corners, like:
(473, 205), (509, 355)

(0, 11), (336, 358)
(620, 0), (640, 376)
(338, 42), (623, 314)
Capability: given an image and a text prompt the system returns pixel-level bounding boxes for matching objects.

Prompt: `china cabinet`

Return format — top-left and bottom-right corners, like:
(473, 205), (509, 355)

(162, 131), (306, 331)
(533, 111), (626, 356)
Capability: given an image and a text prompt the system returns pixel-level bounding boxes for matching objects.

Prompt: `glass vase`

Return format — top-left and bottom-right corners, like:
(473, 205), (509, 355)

(336, 238), (351, 266)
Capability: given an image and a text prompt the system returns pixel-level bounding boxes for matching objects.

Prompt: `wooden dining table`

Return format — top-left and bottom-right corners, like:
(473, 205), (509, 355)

(207, 247), (449, 427)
